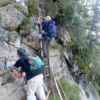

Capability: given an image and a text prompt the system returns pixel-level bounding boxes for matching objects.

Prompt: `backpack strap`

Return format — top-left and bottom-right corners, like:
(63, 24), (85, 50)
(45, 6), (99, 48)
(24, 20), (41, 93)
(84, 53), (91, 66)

(27, 56), (38, 69)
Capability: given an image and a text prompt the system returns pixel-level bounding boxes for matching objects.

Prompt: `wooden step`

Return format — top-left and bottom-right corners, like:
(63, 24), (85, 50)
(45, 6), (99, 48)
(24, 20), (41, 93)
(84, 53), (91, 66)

(45, 74), (50, 77)
(45, 65), (49, 68)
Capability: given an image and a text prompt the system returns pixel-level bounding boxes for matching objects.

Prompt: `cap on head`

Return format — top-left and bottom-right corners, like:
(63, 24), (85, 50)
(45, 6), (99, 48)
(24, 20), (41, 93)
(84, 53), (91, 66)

(45, 15), (51, 21)
(17, 48), (26, 57)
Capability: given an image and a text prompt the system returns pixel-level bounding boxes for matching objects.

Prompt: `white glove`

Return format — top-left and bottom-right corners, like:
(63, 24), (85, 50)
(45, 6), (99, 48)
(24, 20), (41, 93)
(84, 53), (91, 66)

(6, 61), (15, 70)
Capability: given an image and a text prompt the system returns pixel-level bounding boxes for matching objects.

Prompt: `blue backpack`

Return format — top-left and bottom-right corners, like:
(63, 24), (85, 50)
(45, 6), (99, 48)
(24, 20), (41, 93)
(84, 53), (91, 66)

(47, 20), (57, 37)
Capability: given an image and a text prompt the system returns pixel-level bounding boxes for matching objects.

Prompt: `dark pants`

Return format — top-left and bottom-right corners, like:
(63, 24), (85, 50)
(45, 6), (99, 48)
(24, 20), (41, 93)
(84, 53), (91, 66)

(42, 36), (52, 58)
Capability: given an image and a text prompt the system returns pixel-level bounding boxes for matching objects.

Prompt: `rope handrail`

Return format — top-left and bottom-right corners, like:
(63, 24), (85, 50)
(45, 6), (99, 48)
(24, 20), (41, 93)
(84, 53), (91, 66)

(51, 67), (63, 100)
(55, 74), (69, 100)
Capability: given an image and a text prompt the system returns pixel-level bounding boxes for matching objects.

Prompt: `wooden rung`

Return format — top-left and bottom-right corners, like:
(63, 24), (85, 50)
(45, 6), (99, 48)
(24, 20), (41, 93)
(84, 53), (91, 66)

(40, 16), (44, 19)
(45, 74), (50, 77)
(45, 66), (49, 68)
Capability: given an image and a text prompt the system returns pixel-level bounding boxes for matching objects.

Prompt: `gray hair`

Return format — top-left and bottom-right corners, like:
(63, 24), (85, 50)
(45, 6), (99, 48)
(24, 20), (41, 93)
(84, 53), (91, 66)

(17, 48), (26, 57)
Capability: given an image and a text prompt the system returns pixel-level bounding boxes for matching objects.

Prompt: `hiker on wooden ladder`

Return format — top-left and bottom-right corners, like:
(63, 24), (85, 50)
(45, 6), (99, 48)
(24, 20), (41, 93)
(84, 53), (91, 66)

(37, 15), (57, 59)
(6, 48), (46, 100)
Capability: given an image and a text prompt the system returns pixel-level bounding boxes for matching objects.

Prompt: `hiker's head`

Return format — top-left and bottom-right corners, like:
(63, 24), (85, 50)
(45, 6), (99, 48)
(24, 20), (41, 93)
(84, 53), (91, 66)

(45, 15), (51, 22)
(17, 48), (26, 58)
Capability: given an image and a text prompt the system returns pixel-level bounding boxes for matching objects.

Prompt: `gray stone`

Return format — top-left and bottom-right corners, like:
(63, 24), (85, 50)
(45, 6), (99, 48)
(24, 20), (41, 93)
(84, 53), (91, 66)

(0, 81), (25, 100)
(49, 49), (61, 74)
(22, 25), (41, 50)
(0, 40), (10, 57)
(0, 4), (26, 29)
(0, 27), (21, 48)
(21, 43), (36, 55)
(0, 40), (18, 58)
(6, 87), (26, 100)
(22, 32), (40, 50)
(9, 32), (21, 48)
(50, 38), (57, 47)
(50, 48), (60, 57)
(0, 77), (3, 86)
(0, 58), (6, 75)
(23, 37), (40, 50)
(57, 25), (71, 46)
(0, 0), (28, 14)
(0, 27), (9, 41)
(30, 16), (38, 27)
(9, 45), (17, 57)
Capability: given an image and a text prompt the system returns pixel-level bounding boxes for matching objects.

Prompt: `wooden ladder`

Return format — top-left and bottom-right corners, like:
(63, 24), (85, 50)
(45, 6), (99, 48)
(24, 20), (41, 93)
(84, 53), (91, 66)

(36, 0), (51, 99)
(37, 0), (51, 82)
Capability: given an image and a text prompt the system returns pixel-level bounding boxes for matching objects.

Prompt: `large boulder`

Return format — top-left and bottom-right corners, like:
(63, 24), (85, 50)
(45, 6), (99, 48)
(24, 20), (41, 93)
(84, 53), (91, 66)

(0, 40), (10, 58)
(57, 25), (71, 46)
(49, 49), (61, 74)
(50, 38), (57, 47)
(0, 58), (8, 75)
(0, 39), (18, 58)
(21, 43), (36, 55)
(0, 81), (26, 100)
(22, 27), (41, 50)
(0, 27), (21, 48)
(0, 0), (28, 14)
(0, 4), (26, 29)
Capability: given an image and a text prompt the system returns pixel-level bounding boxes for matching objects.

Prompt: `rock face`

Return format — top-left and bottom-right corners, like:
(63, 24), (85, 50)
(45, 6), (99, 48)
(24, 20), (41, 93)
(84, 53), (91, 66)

(57, 25), (71, 47)
(0, 4), (26, 29)
(0, 0), (28, 14)
(0, 81), (26, 100)
(50, 49), (62, 74)
(0, 1), (39, 98)
(0, 0), (99, 100)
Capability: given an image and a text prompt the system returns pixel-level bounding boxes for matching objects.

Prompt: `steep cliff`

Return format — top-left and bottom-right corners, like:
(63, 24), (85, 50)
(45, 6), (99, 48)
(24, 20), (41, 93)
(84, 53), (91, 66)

(0, 0), (99, 100)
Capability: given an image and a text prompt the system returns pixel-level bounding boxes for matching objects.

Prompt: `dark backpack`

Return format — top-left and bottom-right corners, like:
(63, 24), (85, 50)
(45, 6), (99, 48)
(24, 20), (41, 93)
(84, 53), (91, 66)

(47, 20), (57, 37)
(23, 55), (44, 73)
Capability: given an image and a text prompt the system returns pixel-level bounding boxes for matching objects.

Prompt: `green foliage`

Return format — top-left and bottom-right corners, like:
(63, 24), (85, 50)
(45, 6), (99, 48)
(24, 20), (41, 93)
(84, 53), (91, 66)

(54, 43), (61, 50)
(63, 47), (67, 51)
(51, 78), (81, 100)
(50, 94), (60, 100)
(68, 41), (74, 46)
(8, 33), (11, 39)
(69, 57), (75, 64)
(7, 77), (15, 83)
(71, 46), (92, 73)
(28, 0), (38, 16)
(45, 0), (100, 95)
(19, 17), (30, 30)
(44, 0), (58, 17)
(19, 17), (37, 31)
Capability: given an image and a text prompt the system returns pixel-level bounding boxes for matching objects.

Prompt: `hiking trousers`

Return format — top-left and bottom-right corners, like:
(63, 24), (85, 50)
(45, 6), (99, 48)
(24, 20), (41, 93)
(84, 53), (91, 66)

(27, 74), (46, 100)
(42, 36), (52, 58)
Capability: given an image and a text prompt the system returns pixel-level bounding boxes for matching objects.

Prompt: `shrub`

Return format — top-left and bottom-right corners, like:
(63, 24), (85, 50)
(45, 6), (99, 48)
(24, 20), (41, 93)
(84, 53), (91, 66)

(19, 17), (37, 30)
(54, 43), (61, 50)
(63, 47), (67, 51)
(28, 0), (38, 16)
(68, 41), (74, 46)
(44, 0), (58, 17)
(19, 17), (30, 30)
(50, 78), (81, 100)
(69, 57), (75, 64)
